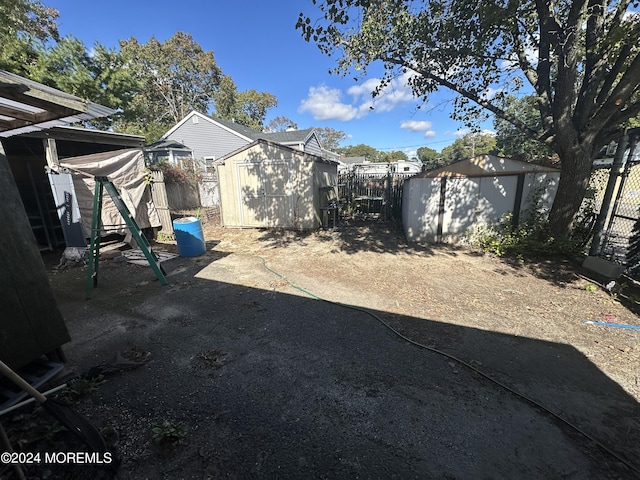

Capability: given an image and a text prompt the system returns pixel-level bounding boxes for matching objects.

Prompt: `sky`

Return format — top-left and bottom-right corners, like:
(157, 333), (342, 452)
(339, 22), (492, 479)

(48, 0), (492, 156)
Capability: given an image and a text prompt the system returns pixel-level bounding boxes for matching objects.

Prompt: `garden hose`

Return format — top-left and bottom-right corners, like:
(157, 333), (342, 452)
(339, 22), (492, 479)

(255, 254), (640, 476)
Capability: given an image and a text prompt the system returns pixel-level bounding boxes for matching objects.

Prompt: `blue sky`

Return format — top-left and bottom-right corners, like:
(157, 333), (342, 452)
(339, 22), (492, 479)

(49, 0), (490, 156)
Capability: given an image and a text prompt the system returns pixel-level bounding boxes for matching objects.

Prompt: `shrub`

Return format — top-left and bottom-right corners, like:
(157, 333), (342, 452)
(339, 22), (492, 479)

(150, 159), (202, 184)
(466, 187), (595, 260)
(152, 420), (188, 445)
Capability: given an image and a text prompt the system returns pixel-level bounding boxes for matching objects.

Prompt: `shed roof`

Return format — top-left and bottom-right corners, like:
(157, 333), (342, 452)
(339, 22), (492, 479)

(415, 155), (560, 178)
(0, 70), (115, 138)
(22, 125), (144, 148)
(216, 138), (338, 165)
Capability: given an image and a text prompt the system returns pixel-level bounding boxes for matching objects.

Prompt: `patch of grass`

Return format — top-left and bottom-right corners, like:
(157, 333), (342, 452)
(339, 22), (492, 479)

(152, 420), (188, 446)
(59, 373), (106, 401)
(585, 284), (598, 292)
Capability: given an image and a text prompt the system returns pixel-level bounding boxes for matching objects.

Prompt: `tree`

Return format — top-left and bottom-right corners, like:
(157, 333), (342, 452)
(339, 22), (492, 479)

(119, 31), (222, 136)
(335, 143), (383, 161)
(313, 126), (348, 150)
(493, 96), (557, 163)
(267, 116), (298, 132)
(440, 133), (497, 164)
(27, 37), (139, 130)
(381, 150), (409, 162)
(235, 89), (277, 131)
(0, 0), (59, 74)
(213, 75), (277, 130)
(417, 146), (443, 169)
(298, 0), (640, 236)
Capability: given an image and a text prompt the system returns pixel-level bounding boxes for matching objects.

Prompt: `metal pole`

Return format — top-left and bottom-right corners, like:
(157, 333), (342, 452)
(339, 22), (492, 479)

(601, 135), (639, 254)
(589, 133), (629, 256)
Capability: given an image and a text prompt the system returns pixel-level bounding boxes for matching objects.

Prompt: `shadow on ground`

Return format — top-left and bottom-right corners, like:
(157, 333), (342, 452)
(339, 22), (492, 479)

(4, 249), (638, 480)
(255, 218), (442, 256)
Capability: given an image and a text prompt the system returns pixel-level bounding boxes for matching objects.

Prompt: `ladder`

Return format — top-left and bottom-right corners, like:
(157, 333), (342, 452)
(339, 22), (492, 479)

(86, 176), (168, 299)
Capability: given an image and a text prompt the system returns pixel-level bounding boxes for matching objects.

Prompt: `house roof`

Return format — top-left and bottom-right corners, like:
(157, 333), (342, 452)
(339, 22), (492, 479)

(415, 155), (560, 178)
(261, 128), (315, 144)
(145, 138), (192, 151)
(216, 138), (338, 165)
(211, 115), (264, 141)
(162, 110), (257, 143)
(0, 70), (115, 138)
(163, 110), (322, 148)
(340, 156), (367, 165)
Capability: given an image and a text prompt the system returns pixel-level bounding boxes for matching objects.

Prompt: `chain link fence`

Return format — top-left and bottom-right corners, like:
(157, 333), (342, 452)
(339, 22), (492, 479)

(589, 131), (640, 273)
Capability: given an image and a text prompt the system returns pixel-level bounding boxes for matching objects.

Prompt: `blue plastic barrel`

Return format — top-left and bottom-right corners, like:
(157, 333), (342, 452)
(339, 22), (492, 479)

(173, 217), (206, 257)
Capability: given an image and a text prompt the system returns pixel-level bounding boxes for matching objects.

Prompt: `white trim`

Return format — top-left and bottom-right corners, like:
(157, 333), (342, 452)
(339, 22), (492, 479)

(161, 110), (253, 143)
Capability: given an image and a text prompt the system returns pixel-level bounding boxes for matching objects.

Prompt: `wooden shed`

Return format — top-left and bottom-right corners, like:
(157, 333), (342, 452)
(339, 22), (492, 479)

(216, 139), (338, 230)
(0, 70), (114, 369)
(402, 155), (560, 243)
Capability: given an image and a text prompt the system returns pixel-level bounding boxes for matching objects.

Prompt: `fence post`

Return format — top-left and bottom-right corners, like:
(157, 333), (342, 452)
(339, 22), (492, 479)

(150, 171), (174, 237)
(601, 135), (639, 253)
(589, 133), (629, 256)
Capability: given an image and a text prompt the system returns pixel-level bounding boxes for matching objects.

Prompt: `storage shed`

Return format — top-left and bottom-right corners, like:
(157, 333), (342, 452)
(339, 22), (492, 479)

(402, 155), (560, 243)
(216, 139), (338, 230)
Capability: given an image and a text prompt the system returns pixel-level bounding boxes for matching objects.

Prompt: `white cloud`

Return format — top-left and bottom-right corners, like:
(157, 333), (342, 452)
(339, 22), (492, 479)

(482, 87), (502, 100)
(405, 148), (417, 158)
(449, 128), (496, 139)
(298, 85), (359, 121)
(347, 78), (382, 100)
(453, 128), (470, 138)
(299, 71), (419, 122)
(400, 120), (436, 139)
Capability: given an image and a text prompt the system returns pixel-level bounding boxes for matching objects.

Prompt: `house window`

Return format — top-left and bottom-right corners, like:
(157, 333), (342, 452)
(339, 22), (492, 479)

(204, 156), (216, 173)
(192, 115), (199, 124)
(403, 167), (410, 172)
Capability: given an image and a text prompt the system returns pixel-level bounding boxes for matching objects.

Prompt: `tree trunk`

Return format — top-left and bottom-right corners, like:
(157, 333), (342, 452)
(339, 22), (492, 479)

(548, 143), (594, 237)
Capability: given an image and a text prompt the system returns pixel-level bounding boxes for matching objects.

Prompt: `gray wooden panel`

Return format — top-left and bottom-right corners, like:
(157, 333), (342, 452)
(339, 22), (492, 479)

(0, 144), (70, 369)
(167, 116), (249, 160)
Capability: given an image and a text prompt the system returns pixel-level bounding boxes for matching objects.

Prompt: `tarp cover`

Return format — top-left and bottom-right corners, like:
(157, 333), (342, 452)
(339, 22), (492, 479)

(59, 148), (160, 235)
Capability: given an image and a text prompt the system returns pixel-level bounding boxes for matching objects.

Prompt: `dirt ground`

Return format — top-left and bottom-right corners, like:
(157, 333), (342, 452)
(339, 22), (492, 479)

(3, 219), (640, 479)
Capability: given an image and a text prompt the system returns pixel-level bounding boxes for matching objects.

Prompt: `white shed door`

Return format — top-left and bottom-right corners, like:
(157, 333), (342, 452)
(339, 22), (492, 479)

(237, 161), (292, 227)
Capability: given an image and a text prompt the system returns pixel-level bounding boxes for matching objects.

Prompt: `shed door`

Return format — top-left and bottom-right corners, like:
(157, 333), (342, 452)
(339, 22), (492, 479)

(263, 161), (292, 227)
(236, 161), (292, 227)
(444, 177), (480, 236)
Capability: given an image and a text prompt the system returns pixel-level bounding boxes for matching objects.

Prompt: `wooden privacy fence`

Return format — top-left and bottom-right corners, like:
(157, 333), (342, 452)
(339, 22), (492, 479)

(338, 172), (406, 220)
(165, 181), (201, 212)
(149, 171), (203, 235)
(149, 170), (173, 236)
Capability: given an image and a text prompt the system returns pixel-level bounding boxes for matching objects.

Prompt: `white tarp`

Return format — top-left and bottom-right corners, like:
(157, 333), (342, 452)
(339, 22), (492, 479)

(59, 148), (161, 236)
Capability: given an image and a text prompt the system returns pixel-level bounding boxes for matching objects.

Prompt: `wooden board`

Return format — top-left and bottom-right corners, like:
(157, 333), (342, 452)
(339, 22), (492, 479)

(0, 143), (70, 370)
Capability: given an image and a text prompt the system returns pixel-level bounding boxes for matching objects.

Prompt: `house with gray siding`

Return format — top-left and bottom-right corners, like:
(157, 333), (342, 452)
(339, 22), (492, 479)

(162, 110), (326, 163)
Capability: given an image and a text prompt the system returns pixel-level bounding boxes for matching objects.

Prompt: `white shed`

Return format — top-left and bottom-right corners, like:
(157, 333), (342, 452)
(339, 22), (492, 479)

(402, 155), (560, 243)
(216, 139), (338, 230)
